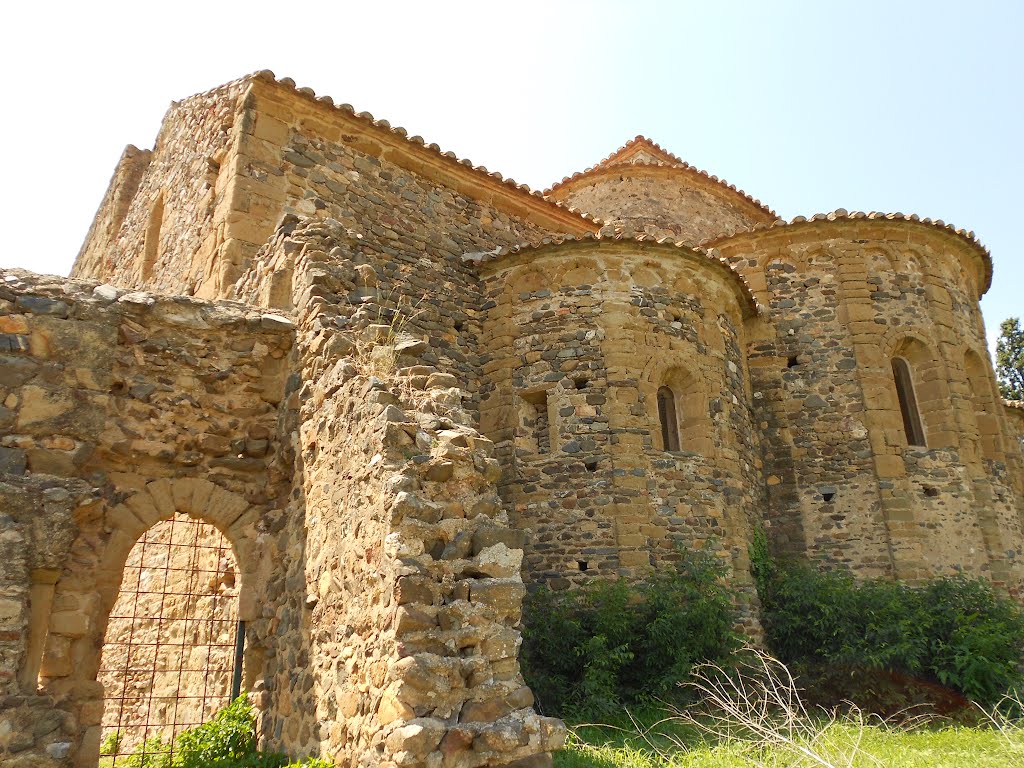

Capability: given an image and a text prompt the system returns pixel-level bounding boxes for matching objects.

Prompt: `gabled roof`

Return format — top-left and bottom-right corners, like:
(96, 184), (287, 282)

(209, 71), (604, 234)
(586, 135), (685, 170)
(545, 135), (776, 219)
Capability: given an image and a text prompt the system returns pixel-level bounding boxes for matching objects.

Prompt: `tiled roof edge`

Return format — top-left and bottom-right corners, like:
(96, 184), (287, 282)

(239, 71), (603, 228)
(699, 208), (993, 294)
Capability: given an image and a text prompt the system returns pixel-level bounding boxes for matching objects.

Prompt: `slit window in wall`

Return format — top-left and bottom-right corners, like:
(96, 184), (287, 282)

(520, 390), (551, 455)
(892, 357), (926, 447)
(657, 386), (681, 452)
(141, 193), (165, 282)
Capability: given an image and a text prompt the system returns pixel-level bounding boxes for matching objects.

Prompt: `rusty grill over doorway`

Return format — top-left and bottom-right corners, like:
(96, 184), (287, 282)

(98, 514), (242, 765)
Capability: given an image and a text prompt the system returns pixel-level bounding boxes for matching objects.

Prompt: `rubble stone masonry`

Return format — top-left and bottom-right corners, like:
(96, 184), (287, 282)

(4, 72), (1024, 767)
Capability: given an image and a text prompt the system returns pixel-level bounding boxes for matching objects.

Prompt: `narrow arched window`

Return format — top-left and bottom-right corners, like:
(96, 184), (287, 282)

(892, 357), (926, 447)
(657, 386), (680, 451)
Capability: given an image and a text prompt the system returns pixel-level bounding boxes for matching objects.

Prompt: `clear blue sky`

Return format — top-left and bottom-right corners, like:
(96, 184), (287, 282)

(2, 1), (1020, 352)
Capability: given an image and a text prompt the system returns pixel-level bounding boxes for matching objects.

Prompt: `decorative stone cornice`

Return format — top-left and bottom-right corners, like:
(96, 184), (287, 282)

(701, 209), (994, 296)
(465, 231), (760, 318)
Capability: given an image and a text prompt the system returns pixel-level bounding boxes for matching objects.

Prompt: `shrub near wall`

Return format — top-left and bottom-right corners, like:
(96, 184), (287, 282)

(751, 533), (1024, 708)
(521, 548), (742, 718)
(101, 698), (332, 768)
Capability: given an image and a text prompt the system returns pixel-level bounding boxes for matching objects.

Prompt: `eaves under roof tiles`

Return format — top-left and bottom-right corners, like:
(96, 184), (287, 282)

(239, 71), (603, 228)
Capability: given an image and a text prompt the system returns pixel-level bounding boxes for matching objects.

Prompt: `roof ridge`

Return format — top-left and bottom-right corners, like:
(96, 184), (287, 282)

(545, 138), (776, 218)
(699, 208), (993, 293)
(242, 70), (603, 228)
(463, 231), (761, 317)
(595, 135), (686, 168)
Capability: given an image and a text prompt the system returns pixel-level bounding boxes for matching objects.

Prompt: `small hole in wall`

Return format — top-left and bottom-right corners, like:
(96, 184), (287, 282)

(787, 356), (799, 369)
(584, 460), (599, 472)
(923, 486), (939, 498)
(574, 377), (588, 390)
(454, 321), (464, 332)
(822, 492), (835, 503)
(577, 560), (589, 572)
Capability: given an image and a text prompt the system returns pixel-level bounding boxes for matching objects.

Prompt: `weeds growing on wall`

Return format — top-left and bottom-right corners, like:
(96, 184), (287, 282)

(750, 530), (1024, 709)
(521, 546), (743, 719)
(100, 697), (332, 768)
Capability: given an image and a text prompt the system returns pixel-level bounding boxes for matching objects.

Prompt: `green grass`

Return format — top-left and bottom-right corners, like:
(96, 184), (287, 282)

(555, 708), (1024, 768)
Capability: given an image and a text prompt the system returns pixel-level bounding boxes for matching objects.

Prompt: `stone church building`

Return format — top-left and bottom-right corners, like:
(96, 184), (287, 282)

(2, 71), (1022, 767)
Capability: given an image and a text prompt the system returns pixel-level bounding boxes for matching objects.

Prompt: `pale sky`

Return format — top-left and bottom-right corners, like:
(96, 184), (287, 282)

(2, 1), (1020, 352)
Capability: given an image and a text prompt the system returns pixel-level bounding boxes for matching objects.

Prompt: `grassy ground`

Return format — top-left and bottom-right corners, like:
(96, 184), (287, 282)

(555, 709), (1024, 768)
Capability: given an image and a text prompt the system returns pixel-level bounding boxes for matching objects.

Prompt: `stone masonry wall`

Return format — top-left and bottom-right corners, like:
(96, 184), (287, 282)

(250, 220), (563, 767)
(230, 76), (584, 415)
(0, 474), (91, 767)
(477, 240), (764, 631)
(0, 268), (294, 767)
(74, 74), (594, 304)
(73, 78), (250, 296)
(713, 221), (1024, 592)
(1005, 403), (1024, 461)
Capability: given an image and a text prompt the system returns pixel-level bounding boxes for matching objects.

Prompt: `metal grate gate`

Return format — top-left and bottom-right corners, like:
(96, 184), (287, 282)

(98, 514), (241, 765)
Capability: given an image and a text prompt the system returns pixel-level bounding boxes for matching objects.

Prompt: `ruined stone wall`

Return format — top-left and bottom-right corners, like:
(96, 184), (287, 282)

(476, 240), (764, 629)
(714, 221), (1024, 592)
(73, 79), (250, 296)
(0, 269), (294, 767)
(547, 168), (774, 244)
(250, 221), (563, 767)
(0, 475), (90, 767)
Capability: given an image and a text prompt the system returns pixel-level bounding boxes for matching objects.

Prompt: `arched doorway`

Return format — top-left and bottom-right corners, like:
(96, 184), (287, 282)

(97, 514), (242, 764)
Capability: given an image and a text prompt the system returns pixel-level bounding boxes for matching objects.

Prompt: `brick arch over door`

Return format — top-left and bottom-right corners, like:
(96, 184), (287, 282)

(37, 478), (267, 767)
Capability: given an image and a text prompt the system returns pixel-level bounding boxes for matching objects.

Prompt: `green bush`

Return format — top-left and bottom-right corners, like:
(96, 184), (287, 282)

(751, 532), (1024, 707)
(521, 546), (743, 718)
(112, 698), (331, 768)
